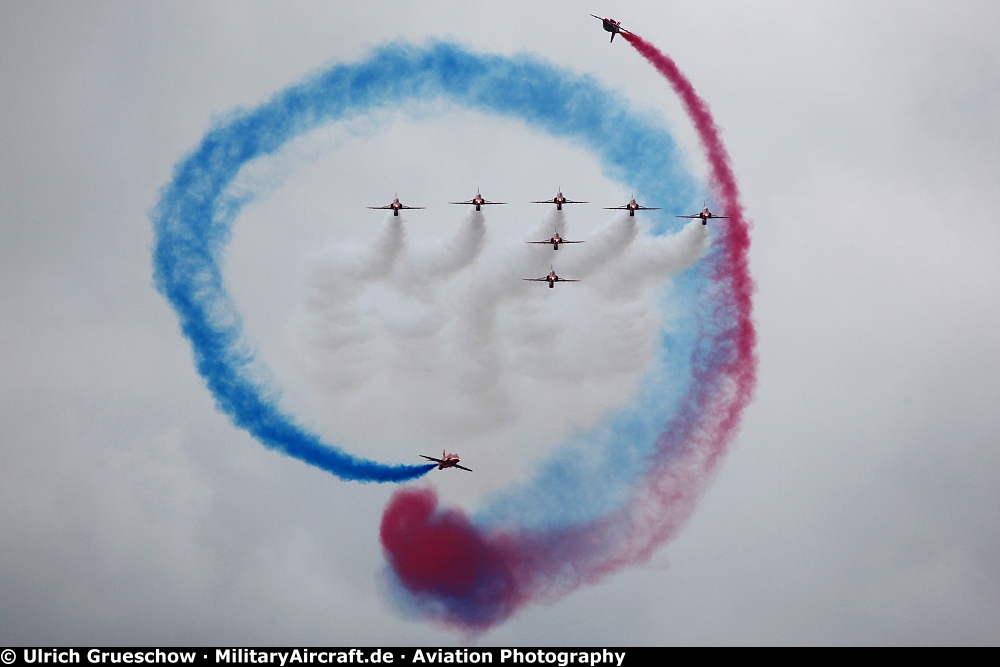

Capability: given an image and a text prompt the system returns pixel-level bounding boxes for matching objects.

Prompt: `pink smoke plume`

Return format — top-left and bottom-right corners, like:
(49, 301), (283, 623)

(379, 33), (757, 633)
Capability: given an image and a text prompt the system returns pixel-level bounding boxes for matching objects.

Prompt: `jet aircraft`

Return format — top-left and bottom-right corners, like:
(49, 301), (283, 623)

(368, 195), (424, 216)
(532, 189), (587, 210)
(606, 196), (660, 217)
(524, 267), (581, 288)
(450, 189), (506, 211)
(528, 228), (585, 250)
(591, 15), (631, 43)
(678, 206), (730, 225)
(421, 451), (472, 472)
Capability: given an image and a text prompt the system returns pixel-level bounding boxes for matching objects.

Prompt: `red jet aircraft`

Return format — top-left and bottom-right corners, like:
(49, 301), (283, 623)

(528, 228), (585, 250)
(606, 196), (660, 217)
(532, 189), (587, 211)
(678, 206), (730, 225)
(421, 451), (472, 472)
(450, 189), (506, 211)
(368, 194), (424, 216)
(524, 267), (581, 288)
(591, 15), (631, 43)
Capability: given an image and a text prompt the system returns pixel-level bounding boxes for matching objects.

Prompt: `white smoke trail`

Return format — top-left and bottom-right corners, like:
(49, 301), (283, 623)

(289, 209), (710, 451)
(290, 214), (406, 391)
(588, 219), (709, 301)
(557, 211), (638, 278)
(404, 209), (487, 283)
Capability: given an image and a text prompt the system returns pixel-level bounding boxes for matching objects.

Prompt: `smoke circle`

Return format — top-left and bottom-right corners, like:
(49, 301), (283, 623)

(152, 39), (756, 633)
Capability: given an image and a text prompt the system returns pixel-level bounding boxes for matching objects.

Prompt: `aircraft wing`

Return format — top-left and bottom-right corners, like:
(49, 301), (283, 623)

(606, 205), (661, 211)
(420, 455), (444, 464)
(454, 464), (473, 472)
(523, 278), (550, 281)
(531, 198), (588, 204)
(449, 200), (506, 205)
(557, 279), (581, 282)
(527, 240), (584, 244)
(675, 214), (700, 218)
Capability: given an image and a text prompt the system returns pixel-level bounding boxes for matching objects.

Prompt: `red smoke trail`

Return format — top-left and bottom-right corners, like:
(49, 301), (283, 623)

(379, 33), (757, 633)
(622, 32), (756, 423)
(619, 30), (757, 559)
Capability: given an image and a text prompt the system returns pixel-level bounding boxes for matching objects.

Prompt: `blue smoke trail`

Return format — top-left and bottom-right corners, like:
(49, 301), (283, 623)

(151, 40), (697, 484)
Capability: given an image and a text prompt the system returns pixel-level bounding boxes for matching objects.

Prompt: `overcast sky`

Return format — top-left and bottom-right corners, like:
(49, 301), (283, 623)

(2, 0), (999, 646)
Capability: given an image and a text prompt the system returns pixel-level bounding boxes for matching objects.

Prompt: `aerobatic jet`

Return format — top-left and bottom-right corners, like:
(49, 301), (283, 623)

(606, 196), (660, 217)
(528, 228), (585, 250)
(421, 451), (472, 472)
(450, 189), (506, 211)
(678, 206), (730, 225)
(532, 189), (587, 211)
(524, 267), (581, 288)
(368, 194), (424, 216)
(591, 14), (631, 43)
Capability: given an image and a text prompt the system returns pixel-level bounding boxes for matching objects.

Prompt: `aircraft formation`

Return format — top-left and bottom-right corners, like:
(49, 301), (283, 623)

(414, 10), (695, 471)
(373, 187), (724, 471)
(369, 190), (726, 228)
